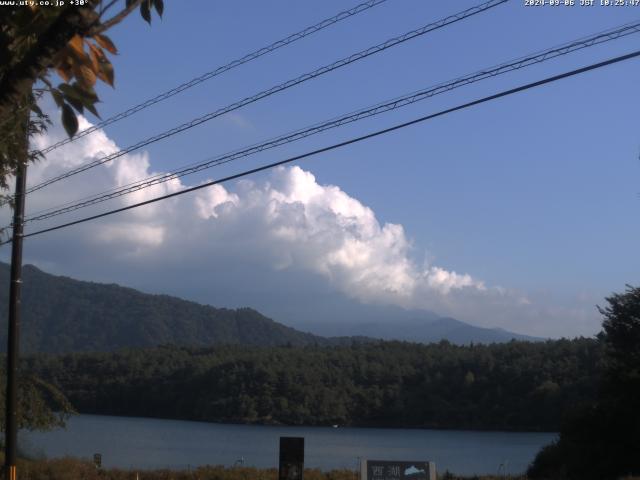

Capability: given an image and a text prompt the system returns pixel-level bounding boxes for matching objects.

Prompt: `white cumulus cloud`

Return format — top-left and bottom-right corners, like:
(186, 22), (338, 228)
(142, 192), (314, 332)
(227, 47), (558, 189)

(0, 115), (602, 337)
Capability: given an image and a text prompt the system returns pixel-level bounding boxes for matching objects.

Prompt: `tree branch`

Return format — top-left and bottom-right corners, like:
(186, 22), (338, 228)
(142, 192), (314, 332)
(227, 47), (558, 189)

(99, 0), (121, 19)
(88, 0), (144, 36)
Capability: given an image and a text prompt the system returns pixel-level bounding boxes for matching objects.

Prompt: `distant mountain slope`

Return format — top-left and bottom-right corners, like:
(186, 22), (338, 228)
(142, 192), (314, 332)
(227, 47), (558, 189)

(290, 302), (542, 344)
(0, 262), (540, 352)
(0, 263), (331, 353)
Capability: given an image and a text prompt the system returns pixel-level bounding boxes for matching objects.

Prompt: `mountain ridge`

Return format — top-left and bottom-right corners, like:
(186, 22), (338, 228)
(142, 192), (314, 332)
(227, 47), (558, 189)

(0, 263), (335, 352)
(0, 262), (539, 352)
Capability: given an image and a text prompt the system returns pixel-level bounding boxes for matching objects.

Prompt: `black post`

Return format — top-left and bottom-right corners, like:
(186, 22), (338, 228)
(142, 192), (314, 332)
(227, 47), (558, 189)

(279, 437), (304, 480)
(5, 160), (27, 480)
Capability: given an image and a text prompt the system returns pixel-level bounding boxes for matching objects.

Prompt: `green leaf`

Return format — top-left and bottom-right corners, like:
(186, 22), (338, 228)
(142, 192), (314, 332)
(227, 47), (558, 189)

(51, 89), (64, 108)
(85, 102), (101, 119)
(61, 103), (79, 138)
(64, 97), (84, 113)
(30, 103), (44, 118)
(98, 60), (115, 87)
(58, 83), (99, 104)
(152, 0), (164, 17)
(94, 34), (118, 55)
(58, 83), (81, 101)
(58, 83), (102, 119)
(65, 96), (84, 114)
(140, 0), (152, 24)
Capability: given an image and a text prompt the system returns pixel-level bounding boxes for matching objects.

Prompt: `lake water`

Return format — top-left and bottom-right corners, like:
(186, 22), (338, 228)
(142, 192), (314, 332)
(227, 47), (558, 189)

(22, 415), (556, 476)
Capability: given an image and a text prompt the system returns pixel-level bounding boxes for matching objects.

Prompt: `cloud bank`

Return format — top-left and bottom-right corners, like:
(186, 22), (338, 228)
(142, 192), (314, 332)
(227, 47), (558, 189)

(1, 116), (602, 337)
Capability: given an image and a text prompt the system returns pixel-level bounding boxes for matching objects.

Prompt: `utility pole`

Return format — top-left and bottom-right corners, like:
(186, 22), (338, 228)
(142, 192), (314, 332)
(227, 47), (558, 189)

(5, 158), (27, 480)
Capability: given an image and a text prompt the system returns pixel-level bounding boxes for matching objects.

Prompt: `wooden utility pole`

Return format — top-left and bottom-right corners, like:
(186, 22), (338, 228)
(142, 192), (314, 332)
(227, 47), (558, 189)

(5, 159), (27, 480)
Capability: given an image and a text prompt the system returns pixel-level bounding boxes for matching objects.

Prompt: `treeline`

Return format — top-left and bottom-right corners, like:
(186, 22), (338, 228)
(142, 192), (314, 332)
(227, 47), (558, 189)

(25, 338), (600, 432)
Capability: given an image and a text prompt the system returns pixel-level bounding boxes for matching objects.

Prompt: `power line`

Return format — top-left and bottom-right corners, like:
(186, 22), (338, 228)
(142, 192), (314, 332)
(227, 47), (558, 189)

(24, 0), (509, 195)
(21, 20), (640, 224)
(32, 0), (389, 156)
(7, 48), (639, 245)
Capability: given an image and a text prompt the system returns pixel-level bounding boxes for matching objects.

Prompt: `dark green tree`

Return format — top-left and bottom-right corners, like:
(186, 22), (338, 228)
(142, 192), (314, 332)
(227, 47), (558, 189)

(0, 369), (74, 433)
(528, 285), (640, 480)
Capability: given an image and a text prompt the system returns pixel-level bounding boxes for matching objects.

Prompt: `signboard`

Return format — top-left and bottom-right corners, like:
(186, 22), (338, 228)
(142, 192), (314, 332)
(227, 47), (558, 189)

(279, 436), (304, 480)
(360, 459), (436, 480)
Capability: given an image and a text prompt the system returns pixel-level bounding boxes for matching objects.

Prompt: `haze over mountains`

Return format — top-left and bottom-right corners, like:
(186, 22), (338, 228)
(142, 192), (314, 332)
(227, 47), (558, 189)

(0, 262), (539, 353)
(269, 298), (541, 344)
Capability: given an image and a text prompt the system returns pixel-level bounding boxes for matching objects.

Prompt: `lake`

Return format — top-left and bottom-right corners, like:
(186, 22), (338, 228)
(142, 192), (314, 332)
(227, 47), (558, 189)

(22, 414), (556, 476)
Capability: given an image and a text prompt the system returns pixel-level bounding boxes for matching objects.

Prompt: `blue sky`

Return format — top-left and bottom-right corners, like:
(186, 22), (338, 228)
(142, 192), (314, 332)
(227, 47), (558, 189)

(6, 0), (640, 337)
(103, 0), (640, 291)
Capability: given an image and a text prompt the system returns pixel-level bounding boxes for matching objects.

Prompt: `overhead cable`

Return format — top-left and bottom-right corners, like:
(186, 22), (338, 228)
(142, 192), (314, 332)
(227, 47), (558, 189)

(33, 0), (390, 155)
(22, 20), (640, 223)
(25, 0), (509, 195)
(6, 48), (639, 244)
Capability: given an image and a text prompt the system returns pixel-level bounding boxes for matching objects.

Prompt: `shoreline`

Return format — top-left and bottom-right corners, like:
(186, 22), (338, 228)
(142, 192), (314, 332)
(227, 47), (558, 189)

(60, 412), (560, 435)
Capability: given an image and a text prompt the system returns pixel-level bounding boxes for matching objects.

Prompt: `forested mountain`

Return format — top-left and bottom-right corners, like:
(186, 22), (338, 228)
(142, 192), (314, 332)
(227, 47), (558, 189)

(0, 262), (536, 352)
(0, 263), (334, 352)
(26, 338), (600, 431)
(3, 263), (604, 432)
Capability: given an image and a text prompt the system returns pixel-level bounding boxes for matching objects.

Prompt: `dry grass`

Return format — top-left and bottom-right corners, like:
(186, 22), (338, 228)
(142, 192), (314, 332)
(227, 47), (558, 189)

(9, 456), (529, 480)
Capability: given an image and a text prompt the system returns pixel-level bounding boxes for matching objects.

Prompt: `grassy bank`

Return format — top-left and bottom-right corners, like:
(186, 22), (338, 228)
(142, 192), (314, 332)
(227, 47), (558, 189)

(10, 456), (527, 480)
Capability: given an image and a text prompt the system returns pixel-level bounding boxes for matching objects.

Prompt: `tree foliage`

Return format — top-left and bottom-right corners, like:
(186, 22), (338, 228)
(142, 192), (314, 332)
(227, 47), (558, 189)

(528, 285), (640, 480)
(0, 0), (162, 432)
(0, 366), (74, 432)
(0, 0), (162, 192)
(25, 338), (601, 432)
